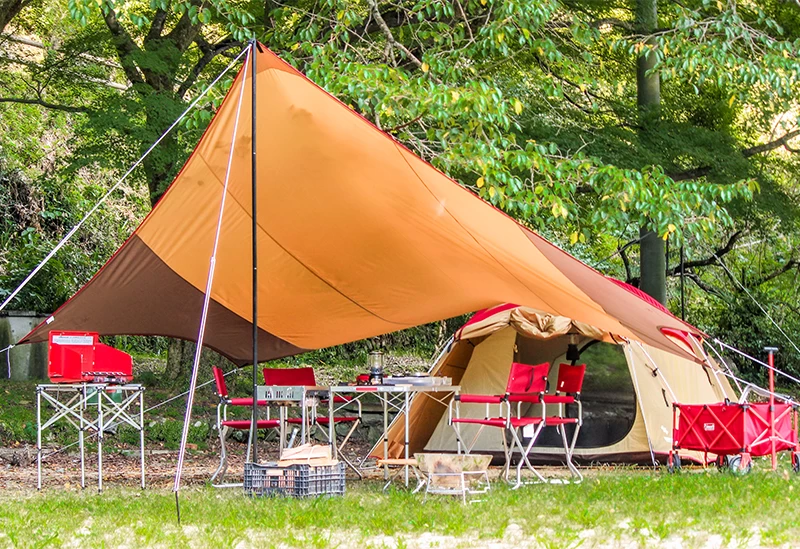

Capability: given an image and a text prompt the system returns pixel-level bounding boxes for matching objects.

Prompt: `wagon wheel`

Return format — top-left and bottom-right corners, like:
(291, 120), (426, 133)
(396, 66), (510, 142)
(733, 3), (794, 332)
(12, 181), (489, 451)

(727, 454), (751, 475)
(667, 453), (681, 473)
(792, 452), (800, 474)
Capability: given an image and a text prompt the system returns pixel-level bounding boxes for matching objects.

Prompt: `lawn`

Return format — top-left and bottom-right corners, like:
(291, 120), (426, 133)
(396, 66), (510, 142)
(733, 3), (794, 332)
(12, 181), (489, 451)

(2, 464), (799, 548)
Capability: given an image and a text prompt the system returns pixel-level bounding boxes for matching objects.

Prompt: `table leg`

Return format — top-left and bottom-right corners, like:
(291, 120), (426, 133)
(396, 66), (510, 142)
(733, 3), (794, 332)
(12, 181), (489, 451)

(97, 389), (103, 493)
(300, 398), (306, 445)
(36, 387), (42, 490)
(139, 389), (146, 489)
(404, 391), (410, 487)
(383, 395), (389, 481)
(329, 390), (336, 459)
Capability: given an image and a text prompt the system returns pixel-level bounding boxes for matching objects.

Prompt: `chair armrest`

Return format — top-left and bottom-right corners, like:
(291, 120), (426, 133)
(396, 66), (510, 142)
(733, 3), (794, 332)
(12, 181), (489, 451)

(507, 394), (543, 404)
(456, 394), (505, 404)
(541, 395), (575, 404)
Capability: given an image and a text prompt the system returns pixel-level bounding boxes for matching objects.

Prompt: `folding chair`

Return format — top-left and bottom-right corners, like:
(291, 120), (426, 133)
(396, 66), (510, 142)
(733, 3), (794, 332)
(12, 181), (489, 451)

(516, 362), (586, 484)
(210, 366), (279, 487)
(263, 367), (362, 476)
(449, 362), (550, 487)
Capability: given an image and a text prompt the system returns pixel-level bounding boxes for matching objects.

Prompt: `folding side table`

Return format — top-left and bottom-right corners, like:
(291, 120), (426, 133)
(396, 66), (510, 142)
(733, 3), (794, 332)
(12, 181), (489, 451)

(36, 383), (145, 491)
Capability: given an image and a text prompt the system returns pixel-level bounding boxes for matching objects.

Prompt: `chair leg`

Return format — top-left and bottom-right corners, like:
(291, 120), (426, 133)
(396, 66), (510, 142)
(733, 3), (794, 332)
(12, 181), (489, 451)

(510, 425), (546, 488)
(501, 428), (511, 482)
(211, 426), (243, 488)
(210, 425), (229, 485)
(560, 423), (583, 483)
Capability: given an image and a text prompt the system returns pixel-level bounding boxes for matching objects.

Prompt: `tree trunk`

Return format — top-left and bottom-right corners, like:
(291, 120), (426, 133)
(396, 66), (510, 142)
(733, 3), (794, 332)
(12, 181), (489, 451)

(636, 0), (666, 304)
(165, 338), (195, 385)
(0, 0), (31, 34)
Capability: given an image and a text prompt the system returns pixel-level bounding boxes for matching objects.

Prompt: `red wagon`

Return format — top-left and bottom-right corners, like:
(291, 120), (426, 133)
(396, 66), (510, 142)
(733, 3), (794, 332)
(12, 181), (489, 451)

(669, 401), (800, 473)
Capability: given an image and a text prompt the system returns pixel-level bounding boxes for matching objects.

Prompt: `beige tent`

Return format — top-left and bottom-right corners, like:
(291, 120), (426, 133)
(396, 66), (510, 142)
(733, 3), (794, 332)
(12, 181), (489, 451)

(383, 303), (737, 463)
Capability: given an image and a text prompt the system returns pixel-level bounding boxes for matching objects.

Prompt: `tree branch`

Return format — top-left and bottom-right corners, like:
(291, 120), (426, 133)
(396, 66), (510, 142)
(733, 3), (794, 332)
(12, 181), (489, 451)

(384, 113), (425, 134)
(684, 272), (728, 300)
(365, 0), (441, 83)
(164, 0), (203, 53)
(178, 36), (242, 99)
(102, 4), (145, 85)
(0, 96), (90, 112)
(669, 130), (800, 181)
(750, 258), (800, 287)
(666, 230), (743, 276)
(146, 9), (168, 42)
(741, 128), (800, 157)
(619, 243), (634, 283)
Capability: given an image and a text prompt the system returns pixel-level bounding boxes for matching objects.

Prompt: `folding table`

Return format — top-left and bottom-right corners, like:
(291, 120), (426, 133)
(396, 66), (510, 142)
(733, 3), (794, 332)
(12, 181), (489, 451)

(327, 383), (460, 486)
(36, 383), (145, 491)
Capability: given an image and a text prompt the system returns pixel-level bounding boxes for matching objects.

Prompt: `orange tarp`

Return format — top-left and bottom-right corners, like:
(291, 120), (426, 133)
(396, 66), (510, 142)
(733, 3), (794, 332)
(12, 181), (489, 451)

(20, 45), (698, 364)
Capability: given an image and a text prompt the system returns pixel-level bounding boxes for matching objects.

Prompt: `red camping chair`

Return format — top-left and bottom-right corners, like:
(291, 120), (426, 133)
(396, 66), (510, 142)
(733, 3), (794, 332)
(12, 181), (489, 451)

(263, 367), (362, 475)
(514, 363), (586, 483)
(210, 366), (279, 487)
(448, 362), (550, 487)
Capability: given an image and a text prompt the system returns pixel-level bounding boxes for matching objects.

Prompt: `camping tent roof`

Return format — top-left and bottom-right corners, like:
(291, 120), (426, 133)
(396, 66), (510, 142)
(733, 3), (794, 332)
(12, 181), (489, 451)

(20, 45), (698, 365)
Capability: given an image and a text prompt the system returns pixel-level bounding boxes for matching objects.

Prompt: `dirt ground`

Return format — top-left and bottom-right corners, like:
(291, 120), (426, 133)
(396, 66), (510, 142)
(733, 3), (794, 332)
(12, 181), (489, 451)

(0, 439), (383, 492)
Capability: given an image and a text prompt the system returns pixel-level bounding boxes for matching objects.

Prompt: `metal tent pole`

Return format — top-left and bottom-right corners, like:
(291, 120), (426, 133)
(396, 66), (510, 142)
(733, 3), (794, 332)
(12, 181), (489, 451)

(250, 39), (260, 463)
(680, 245), (685, 320)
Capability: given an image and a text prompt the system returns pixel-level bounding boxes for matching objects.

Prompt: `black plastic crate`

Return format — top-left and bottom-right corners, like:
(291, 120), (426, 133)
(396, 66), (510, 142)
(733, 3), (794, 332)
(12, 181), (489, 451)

(244, 461), (346, 498)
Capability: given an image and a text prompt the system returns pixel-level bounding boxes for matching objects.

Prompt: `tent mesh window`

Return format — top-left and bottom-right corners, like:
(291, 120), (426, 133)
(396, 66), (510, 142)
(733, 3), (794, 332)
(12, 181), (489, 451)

(529, 342), (637, 449)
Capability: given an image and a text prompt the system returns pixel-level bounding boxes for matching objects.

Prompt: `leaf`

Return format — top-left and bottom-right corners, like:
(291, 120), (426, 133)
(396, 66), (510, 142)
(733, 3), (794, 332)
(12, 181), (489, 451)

(668, 223), (676, 233)
(488, 186), (496, 198)
(480, 0), (487, 5)
(662, 232), (670, 241)
(421, 63), (430, 73)
(476, 177), (485, 188)
(728, 95), (736, 107)
(569, 232), (578, 245)
(513, 99), (523, 115)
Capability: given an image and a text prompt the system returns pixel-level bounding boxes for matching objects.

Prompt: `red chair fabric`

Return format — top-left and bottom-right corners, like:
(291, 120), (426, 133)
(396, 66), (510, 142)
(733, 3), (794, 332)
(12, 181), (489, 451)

(554, 363), (586, 394)
(263, 366), (316, 386)
(458, 394), (505, 404)
(212, 366), (228, 398)
(506, 362), (549, 394)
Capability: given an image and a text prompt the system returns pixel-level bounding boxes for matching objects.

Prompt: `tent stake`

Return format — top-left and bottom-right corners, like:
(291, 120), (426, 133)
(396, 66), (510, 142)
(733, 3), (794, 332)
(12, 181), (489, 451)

(250, 39), (260, 463)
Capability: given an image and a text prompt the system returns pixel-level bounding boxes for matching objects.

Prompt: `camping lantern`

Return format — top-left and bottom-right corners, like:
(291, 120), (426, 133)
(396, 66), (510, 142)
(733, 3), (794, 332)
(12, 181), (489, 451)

(566, 333), (581, 362)
(368, 351), (385, 385)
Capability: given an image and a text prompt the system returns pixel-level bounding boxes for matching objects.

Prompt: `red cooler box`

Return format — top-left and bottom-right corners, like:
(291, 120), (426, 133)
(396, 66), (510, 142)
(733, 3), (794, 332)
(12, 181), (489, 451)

(48, 331), (133, 384)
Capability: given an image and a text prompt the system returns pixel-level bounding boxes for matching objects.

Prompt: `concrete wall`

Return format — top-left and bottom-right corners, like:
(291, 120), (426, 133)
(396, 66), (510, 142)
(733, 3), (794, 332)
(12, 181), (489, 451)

(0, 312), (48, 380)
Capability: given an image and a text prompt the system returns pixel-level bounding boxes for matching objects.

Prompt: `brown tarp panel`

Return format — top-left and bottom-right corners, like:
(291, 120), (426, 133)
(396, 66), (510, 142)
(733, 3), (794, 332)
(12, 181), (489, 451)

(20, 45), (700, 364)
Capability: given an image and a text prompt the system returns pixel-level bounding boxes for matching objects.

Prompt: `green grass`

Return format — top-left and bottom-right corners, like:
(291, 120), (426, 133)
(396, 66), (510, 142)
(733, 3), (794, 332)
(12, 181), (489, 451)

(2, 467), (800, 548)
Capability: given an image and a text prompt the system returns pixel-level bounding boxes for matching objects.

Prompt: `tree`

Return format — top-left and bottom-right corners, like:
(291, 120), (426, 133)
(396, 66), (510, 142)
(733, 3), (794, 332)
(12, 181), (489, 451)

(635, 0), (665, 304)
(0, 0), (34, 34)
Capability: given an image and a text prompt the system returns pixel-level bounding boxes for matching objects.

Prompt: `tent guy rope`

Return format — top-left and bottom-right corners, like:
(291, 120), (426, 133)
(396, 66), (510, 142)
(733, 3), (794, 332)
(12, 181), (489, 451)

(713, 338), (800, 387)
(172, 44), (251, 509)
(0, 48), (248, 314)
(712, 252), (800, 356)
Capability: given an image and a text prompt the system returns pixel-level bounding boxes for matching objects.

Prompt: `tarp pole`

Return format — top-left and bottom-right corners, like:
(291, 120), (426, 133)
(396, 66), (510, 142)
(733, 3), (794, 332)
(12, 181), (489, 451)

(250, 39), (260, 463)
(172, 46), (251, 512)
